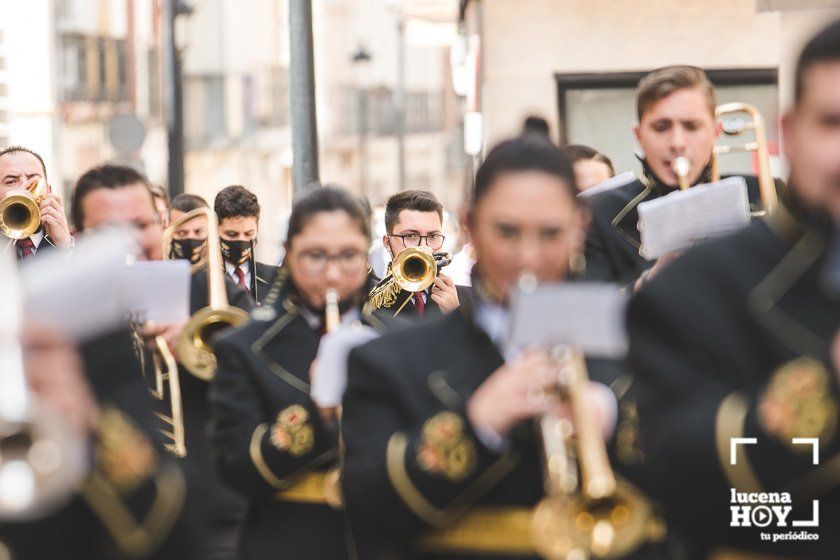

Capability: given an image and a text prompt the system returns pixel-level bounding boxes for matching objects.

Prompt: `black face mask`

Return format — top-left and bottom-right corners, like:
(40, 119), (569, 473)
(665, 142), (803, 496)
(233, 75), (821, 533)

(221, 239), (253, 265)
(169, 238), (206, 264)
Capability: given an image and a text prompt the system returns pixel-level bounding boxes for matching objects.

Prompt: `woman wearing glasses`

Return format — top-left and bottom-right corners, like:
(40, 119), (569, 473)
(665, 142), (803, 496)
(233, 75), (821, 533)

(369, 189), (471, 318)
(209, 185), (388, 560)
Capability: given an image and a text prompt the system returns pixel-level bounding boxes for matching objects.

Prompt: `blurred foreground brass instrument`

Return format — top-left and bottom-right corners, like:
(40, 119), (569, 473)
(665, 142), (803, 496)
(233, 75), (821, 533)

(322, 288), (345, 509)
(0, 254), (86, 519)
(164, 208), (249, 381)
(0, 178), (46, 240)
(531, 345), (654, 559)
(712, 102), (778, 215)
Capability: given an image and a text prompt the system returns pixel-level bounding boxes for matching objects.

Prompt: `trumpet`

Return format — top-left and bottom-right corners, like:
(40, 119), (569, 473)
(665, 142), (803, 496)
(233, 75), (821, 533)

(0, 253), (86, 519)
(321, 288), (344, 509)
(164, 207), (249, 381)
(671, 157), (691, 191)
(531, 345), (653, 559)
(0, 178), (45, 240)
(712, 102), (778, 215)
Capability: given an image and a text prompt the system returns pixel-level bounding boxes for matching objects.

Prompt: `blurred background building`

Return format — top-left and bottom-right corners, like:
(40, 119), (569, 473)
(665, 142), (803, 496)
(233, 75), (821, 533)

(1, 0), (840, 262)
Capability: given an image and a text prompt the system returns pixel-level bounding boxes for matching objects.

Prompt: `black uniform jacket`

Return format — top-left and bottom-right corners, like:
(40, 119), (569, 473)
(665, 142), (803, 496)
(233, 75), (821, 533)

(0, 329), (199, 560)
(209, 279), (392, 560)
(628, 196), (840, 558)
(583, 162), (782, 285)
(341, 294), (662, 560)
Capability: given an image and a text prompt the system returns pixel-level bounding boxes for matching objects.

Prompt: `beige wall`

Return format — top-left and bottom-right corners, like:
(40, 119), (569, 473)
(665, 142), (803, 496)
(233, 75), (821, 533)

(481, 0), (790, 145)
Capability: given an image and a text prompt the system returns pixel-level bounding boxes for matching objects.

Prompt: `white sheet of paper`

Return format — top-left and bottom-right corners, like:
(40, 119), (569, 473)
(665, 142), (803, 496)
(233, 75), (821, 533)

(310, 326), (380, 407)
(123, 260), (191, 324)
(508, 283), (629, 358)
(20, 228), (138, 343)
(638, 176), (750, 260)
(577, 171), (636, 199)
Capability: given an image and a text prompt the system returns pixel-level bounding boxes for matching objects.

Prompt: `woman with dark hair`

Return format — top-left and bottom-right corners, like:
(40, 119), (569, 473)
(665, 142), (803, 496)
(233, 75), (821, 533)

(210, 185), (388, 559)
(341, 137), (664, 559)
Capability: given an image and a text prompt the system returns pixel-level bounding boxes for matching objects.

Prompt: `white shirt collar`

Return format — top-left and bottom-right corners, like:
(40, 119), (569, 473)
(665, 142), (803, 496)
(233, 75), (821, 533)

(225, 260), (251, 288)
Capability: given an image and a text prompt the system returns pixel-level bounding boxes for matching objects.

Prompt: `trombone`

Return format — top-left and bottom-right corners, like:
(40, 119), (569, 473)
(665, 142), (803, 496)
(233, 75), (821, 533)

(321, 288), (344, 509)
(164, 207), (249, 381)
(0, 253), (86, 519)
(531, 345), (654, 559)
(711, 102), (778, 215)
(0, 178), (46, 240)
(366, 247), (452, 313)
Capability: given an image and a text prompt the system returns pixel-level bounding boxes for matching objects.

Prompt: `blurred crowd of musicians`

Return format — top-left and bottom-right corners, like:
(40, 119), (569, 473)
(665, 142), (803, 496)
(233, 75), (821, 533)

(2, 19), (840, 560)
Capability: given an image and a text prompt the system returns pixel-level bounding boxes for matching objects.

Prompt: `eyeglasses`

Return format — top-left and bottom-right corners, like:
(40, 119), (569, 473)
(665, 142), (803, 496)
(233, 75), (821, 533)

(388, 233), (445, 250)
(297, 250), (368, 276)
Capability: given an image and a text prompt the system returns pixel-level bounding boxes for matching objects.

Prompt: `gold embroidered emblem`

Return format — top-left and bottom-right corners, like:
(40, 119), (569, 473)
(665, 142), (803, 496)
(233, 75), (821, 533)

(96, 408), (157, 493)
(417, 412), (476, 482)
(759, 357), (838, 448)
(270, 405), (314, 457)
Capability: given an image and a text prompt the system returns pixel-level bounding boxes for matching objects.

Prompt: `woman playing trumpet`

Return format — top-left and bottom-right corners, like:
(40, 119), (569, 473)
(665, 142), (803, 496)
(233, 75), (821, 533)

(210, 185), (387, 559)
(341, 137), (670, 559)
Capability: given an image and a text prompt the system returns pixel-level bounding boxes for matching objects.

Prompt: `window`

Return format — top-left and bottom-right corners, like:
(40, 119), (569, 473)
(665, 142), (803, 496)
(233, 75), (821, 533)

(184, 75), (227, 147)
(556, 69), (779, 177)
(59, 33), (88, 101)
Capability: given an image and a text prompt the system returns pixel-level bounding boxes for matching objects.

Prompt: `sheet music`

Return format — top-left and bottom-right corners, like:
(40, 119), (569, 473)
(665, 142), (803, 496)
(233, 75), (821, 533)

(123, 260), (191, 324)
(20, 228), (138, 343)
(508, 283), (629, 358)
(638, 176), (750, 260)
(577, 171), (636, 199)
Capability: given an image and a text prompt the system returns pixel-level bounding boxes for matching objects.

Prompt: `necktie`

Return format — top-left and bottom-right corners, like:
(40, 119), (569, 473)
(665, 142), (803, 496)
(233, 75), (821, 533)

(16, 238), (35, 259)
(234, 266), (248, 290)
(413, 291), (425, 317)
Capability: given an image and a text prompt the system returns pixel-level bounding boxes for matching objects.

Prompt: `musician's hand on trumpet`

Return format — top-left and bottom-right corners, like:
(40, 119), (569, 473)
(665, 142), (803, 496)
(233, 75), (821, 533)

(467, 348), (617, 443)
(430, 272), (459, 313)
(37, 188), (72, 249)
(20, 322), (99, 439)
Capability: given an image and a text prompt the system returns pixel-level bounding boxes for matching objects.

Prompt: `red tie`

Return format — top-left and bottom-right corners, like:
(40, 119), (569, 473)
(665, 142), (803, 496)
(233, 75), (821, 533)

(234, 267), (248, 290)
(16, 238), (35, 259)
(413, 292), (425, 317)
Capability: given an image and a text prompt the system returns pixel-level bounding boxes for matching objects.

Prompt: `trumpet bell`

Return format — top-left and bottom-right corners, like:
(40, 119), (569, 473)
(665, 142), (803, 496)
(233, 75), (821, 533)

(177, 306), (249, 381)
(531, 481), (653, 559)
(391, 247), (437, 293)
(0, 194), (41, 240)
(0, 405), (86, 520)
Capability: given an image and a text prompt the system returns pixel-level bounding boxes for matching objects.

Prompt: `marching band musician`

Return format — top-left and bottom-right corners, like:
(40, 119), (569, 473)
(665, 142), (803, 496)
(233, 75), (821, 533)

(209, 185), (392, 559)
(366, 190), (470, 319)
(214, 185), (280, 306)
(0, 146), (73, 260)
(341, 137), (668, 559)
(70, 164), (252, 560)
(628, 21), (840, 558)
(168, 193), (211, 266)
(582, 65), (781, 286)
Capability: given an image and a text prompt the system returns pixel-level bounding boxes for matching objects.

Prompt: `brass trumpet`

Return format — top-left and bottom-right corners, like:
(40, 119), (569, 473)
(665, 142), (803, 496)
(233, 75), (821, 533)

(164, 207), (249, 381)
(0, 179), (45, 240)
(671, 157), (691, 191)
(0, 253), (86, 519)
(711, 102), (778, 215)
(531, 345), (653, 559)
(321, 287), (344, 509)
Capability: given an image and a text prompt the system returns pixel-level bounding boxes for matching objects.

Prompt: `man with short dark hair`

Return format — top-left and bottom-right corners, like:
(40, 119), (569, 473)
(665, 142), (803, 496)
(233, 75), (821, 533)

(583, 65), (779, 285)
(367, 189), (468, 318)
(214, 184), (279, 305)
(628, 21), (840, 557)
(0, 145), (72, 259)
(563, 144), (615, 192)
